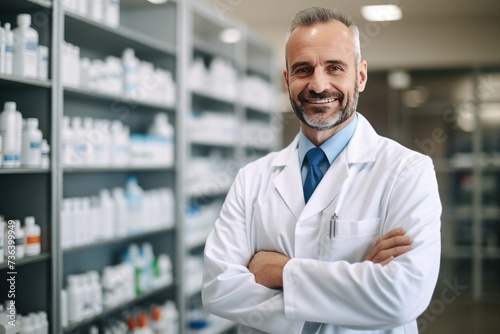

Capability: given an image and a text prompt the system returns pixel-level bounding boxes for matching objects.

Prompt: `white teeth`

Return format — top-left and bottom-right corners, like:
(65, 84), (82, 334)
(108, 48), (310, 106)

(308, 98), (337, 104)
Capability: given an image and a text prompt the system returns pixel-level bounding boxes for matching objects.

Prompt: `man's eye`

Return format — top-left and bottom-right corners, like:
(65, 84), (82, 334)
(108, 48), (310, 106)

(330, 66), (342, 71)
(297, 68), (310, 73)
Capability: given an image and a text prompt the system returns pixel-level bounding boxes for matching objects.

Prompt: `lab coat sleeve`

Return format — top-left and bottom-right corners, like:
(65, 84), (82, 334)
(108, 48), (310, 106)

(202, 168), (304, 334)
(283, 155), (441, 329)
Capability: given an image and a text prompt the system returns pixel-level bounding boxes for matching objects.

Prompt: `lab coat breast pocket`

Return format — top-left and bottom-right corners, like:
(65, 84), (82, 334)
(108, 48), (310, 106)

(319, 217), (381, 263)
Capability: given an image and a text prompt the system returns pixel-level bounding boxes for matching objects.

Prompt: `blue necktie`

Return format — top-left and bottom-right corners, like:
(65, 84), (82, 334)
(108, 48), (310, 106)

(303, 147), (327, 203)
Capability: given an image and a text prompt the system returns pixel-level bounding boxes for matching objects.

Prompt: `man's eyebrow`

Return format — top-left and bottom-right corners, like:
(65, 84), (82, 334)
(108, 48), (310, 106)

(325, 59), (349, 69)
(290, 61), (311, 72)
(290, 59), (350, 72)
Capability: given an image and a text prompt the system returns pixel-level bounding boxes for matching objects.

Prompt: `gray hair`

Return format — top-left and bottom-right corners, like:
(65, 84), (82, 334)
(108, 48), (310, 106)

(289, 7), (361, 64)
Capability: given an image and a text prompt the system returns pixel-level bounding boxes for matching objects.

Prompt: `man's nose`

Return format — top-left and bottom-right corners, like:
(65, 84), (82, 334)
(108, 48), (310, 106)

(308, 70), (330, 93)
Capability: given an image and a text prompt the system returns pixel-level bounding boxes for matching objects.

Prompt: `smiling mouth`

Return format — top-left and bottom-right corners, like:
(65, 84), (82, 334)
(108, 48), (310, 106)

(305, 98), (338, 104)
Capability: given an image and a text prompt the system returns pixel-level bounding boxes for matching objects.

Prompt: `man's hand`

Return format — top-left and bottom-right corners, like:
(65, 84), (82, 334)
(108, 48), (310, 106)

(364, 227), (413, 265)
(248, 251), (290, 289)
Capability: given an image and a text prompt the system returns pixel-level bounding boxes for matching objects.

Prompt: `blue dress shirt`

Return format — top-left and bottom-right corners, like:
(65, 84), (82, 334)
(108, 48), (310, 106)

(298, 114), (358, 185)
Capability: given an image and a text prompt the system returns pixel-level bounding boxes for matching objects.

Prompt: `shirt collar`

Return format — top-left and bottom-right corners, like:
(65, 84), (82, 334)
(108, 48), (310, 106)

(298, 113), (358, 167)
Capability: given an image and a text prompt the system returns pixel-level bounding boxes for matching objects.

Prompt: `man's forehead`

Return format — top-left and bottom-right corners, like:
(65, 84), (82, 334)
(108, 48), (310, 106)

(286, 21), (355, 62)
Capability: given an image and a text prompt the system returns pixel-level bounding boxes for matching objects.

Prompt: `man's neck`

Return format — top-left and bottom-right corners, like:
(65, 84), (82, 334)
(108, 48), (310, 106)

(301, 112), (356, 147)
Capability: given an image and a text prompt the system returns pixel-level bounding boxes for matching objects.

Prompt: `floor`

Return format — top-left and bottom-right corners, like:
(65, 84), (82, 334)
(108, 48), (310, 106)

(418, 297), (500, 334)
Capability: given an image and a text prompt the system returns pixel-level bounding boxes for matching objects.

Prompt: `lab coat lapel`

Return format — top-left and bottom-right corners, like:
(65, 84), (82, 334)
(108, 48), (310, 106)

(297, 113), (377, 222)
(272, 137), (304, 220)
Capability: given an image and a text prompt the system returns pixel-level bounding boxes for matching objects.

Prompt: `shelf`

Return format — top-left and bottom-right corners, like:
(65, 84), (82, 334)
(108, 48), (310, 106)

(63, 226), (175, 254)
(407, 100), (463, 116)
(245, 31), (274, 79)
(64, 11), (176, 57)
(63, 85), (175, 111)
(0, 253), (50, 270)
(0, 74), (52, 89)
(193, 36), (235, 61)
(2, 0), (52, 11)
(186, 185), (231, 199)
(244, 143), (274, 151)
(185, 231), (210, 250)
(481, 206), (500, 219)
(192, 90), (236, 105)
(28, 0), (52, 8)
(190, 138), (238, 148)
(121, 0), (178, 5)
(433, 157), (470, 172)
(433, 155), (500, 173)
(185, 279), (202, 297)
(63, 165), (174, 173)
(446, 205), (500, 220)
(184, 272), (203, 298)
(246, 62), (273, 80)
(187, 317), (236, 334)
(63, 284), (174, 333)
(188, 318), (236, 334)
(245, 104), (274, 114)
(442, 246), (500, 259)
(483, 248), (500, 259)
(441, 246), (472, 259)
(0, 167), (50, 174)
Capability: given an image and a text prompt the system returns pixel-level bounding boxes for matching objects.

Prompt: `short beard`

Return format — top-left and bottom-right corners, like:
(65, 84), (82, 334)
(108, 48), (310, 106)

(289, 76), (359, 131)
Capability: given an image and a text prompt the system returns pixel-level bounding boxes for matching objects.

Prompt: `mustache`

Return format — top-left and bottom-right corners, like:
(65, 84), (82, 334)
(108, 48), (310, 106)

(298, 90), (344, 102)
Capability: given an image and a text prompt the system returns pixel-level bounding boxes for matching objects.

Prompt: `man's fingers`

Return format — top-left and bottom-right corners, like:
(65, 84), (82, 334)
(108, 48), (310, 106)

(375, 227), (405, 244)
(379, 256), (394, 266)
(365, 236), (407, 261)
(371, 245), (413, 264)
(364, 230), (413, 262)
(373, 235), (412, 255)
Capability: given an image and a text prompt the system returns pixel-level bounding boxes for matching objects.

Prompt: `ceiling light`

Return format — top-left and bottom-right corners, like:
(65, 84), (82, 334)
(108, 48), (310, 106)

(361, 5), (402, 22)
(219, 28), (241, 44)
(147, 0), (168, 4)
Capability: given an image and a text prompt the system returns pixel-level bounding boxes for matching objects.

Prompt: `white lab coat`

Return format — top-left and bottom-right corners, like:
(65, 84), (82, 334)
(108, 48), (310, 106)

(202, 113), (441, 334)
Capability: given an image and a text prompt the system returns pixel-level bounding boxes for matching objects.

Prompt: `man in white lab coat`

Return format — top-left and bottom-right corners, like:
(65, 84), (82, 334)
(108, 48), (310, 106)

(202, 7), (441, 334)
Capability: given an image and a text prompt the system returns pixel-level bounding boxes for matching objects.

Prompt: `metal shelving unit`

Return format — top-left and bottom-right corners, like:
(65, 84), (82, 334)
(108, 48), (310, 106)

(0, 1), (180, 333)
(181, 4), (241, 331)
(0, 1), (278, 333)
(401, 68), (500, 301)
(59, 1), (180, 332)
(0, 0), (57, 331)
(178, 2), (279, 333)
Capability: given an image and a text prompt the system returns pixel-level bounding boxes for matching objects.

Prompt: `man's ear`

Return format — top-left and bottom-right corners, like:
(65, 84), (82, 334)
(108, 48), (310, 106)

(283, 68), (289, 91)
(358, 60), (368, 92)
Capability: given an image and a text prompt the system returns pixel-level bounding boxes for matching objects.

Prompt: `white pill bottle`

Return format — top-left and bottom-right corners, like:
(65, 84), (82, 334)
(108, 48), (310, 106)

(13, 14), (39, 78)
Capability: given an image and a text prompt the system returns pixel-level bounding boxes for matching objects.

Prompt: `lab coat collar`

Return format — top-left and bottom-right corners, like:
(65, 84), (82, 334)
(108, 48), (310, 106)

(345, 113), (378, 164)
(271, 113), (379, 221)
(271, 113), (378, 167)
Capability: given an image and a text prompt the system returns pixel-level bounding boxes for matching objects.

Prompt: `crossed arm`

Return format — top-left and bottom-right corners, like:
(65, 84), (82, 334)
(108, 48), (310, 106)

(248, 227), (413, 289)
